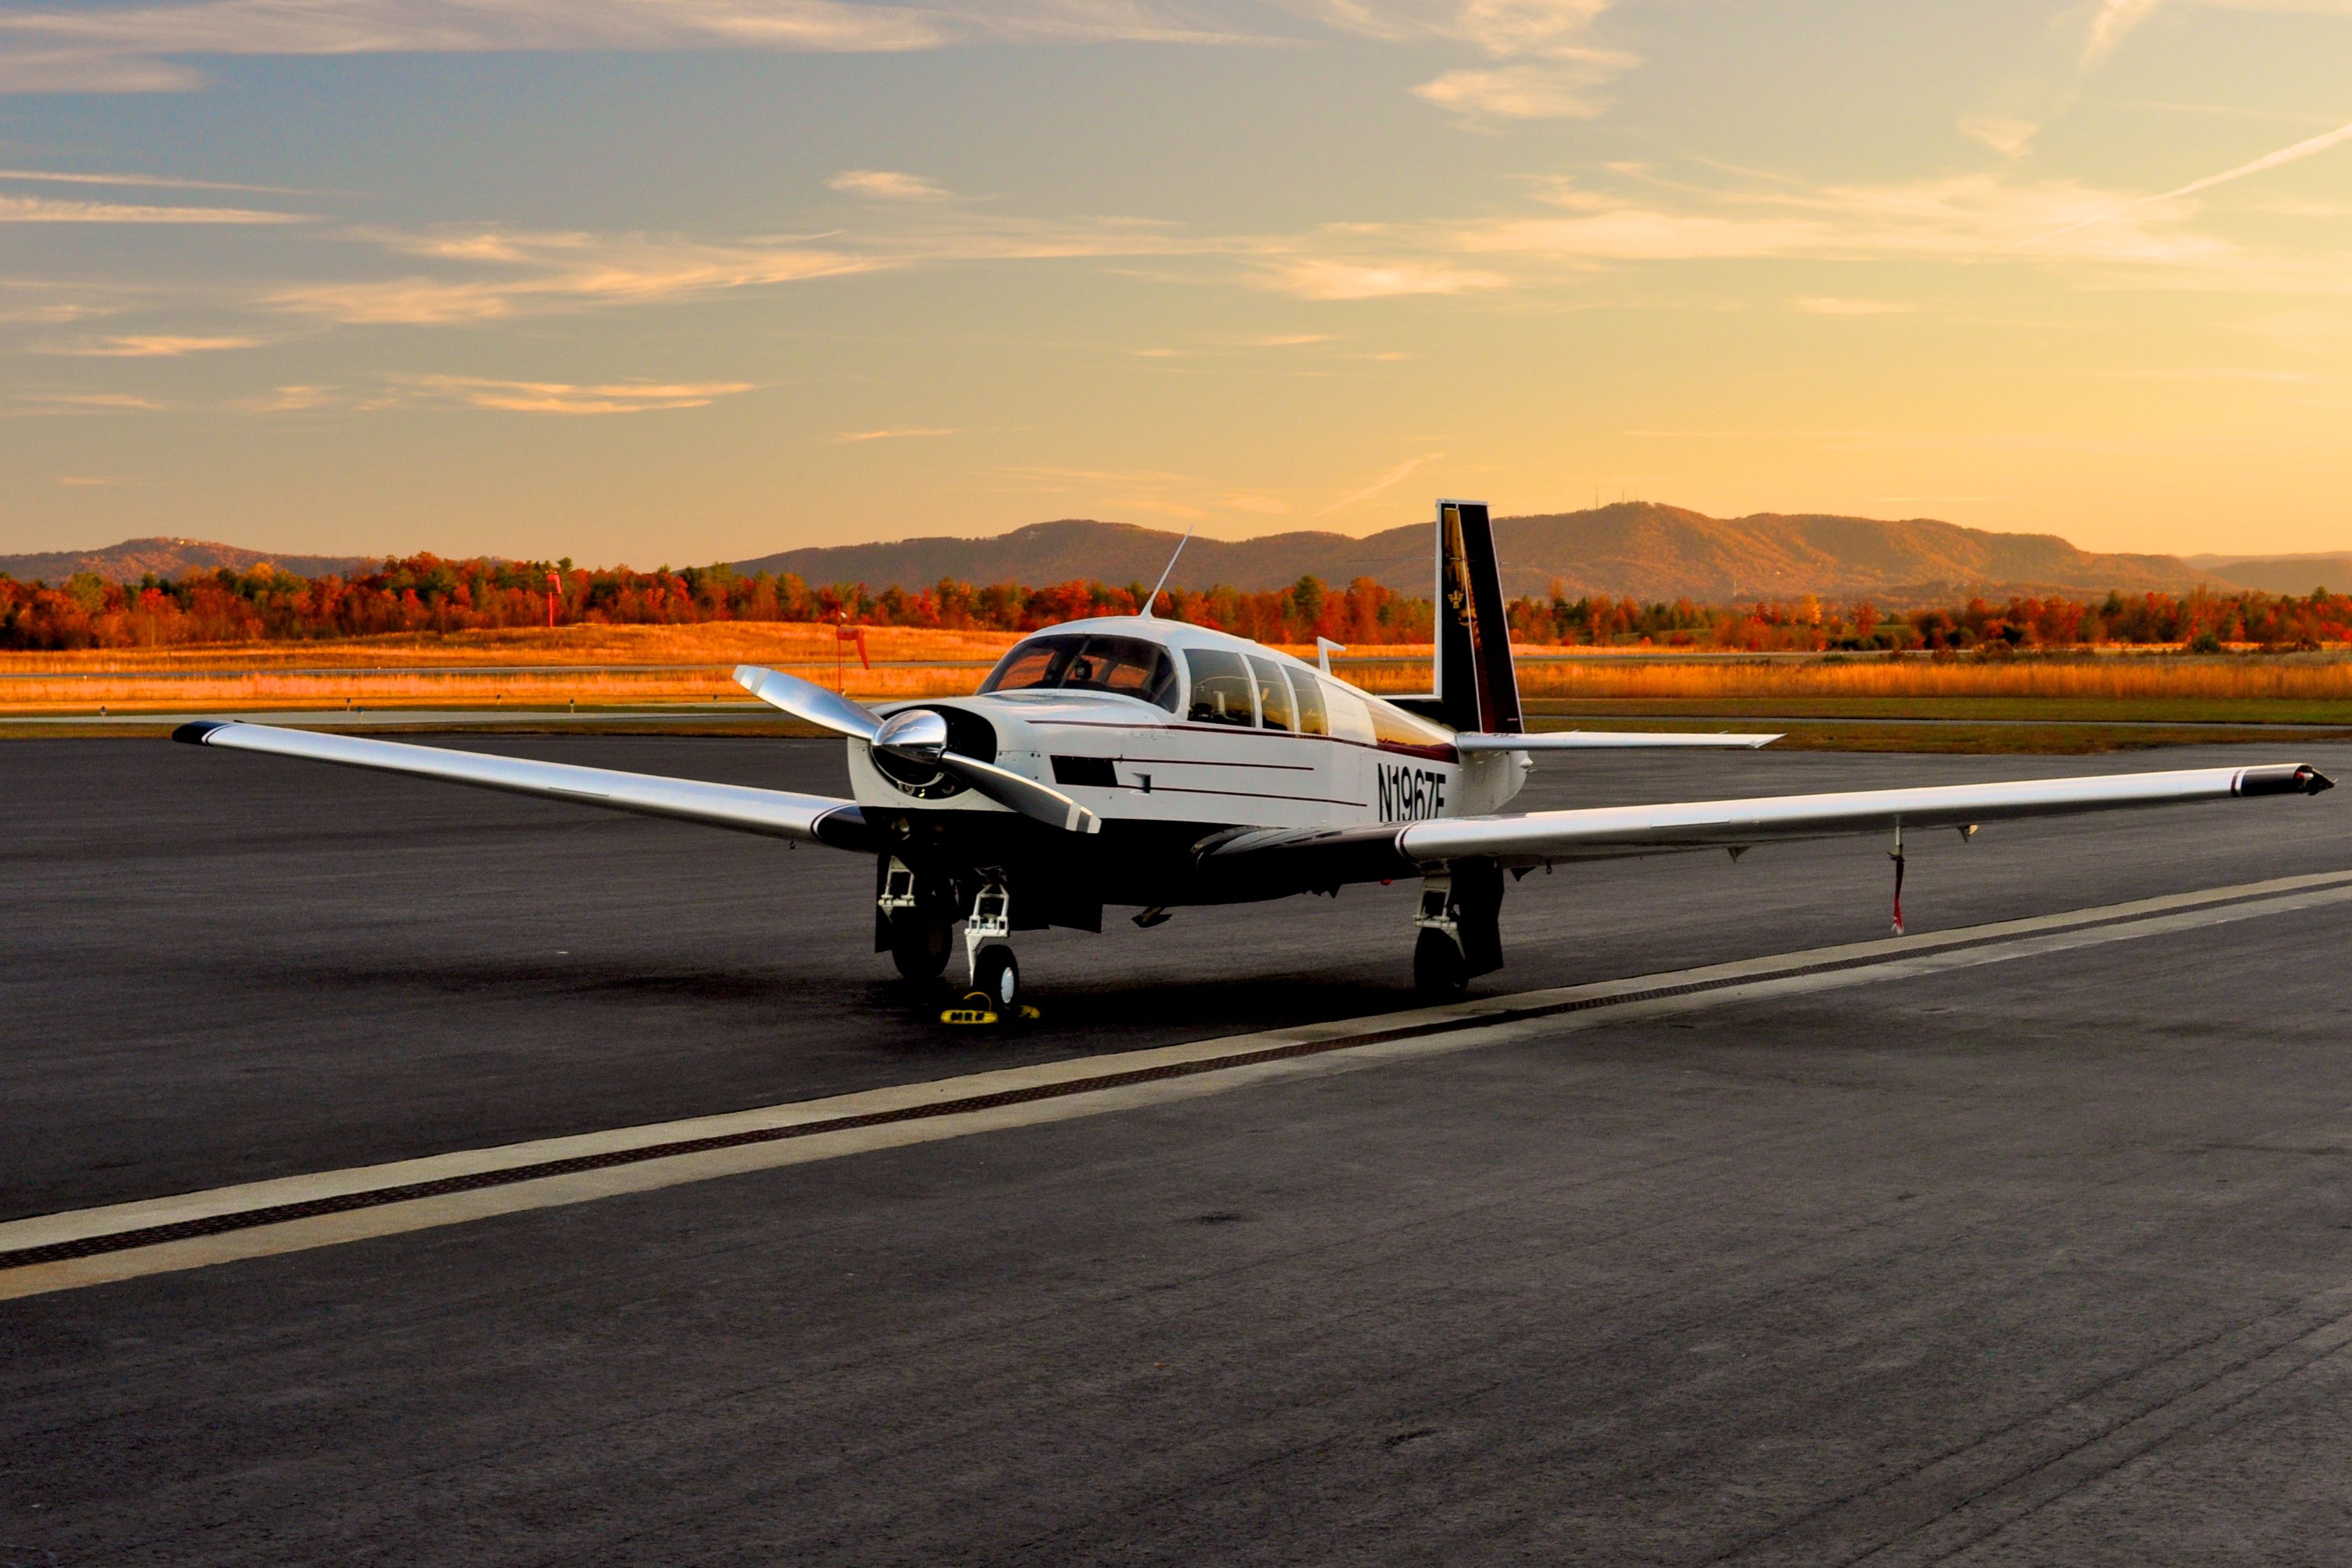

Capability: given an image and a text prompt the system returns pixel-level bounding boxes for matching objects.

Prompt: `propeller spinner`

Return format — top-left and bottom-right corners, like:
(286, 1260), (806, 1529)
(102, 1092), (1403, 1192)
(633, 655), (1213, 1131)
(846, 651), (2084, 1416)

(733, 665), (1100, 834)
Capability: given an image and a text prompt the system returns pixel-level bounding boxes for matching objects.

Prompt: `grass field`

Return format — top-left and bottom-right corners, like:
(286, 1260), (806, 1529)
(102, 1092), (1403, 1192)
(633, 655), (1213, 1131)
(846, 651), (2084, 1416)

(8, 634), (2352, 752)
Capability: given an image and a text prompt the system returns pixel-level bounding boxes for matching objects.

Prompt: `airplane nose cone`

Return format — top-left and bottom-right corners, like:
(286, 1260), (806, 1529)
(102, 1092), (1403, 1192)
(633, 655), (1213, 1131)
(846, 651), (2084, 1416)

(875, 708), (949, 763)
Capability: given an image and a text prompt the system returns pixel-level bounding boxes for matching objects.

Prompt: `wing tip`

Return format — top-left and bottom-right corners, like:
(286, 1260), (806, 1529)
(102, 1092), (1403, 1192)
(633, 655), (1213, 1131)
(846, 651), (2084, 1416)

(172, 719), (233, 746)
(2237, 763), (2335, 797)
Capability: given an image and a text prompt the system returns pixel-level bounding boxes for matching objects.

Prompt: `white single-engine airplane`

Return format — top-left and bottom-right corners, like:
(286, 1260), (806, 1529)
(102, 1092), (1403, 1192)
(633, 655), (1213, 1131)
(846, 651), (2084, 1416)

(178, 503), (2333, 1015)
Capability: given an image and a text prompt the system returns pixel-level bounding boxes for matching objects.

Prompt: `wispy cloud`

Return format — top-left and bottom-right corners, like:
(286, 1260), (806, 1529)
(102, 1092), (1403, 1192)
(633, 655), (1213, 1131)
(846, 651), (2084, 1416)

(237, 384), (339, 412)
(0, 192), (305, 222)
(1969, 0), (2352, 156)
(269, 228), (882, 323)
(18, 392), (167, 411)
(265, 213), (1236, 324)
(1411, 50), (1634, 122)
(0, 166), (308, 193)
(1430, 165), (2301, 287)
(1257, 257), (1506, 299)
(833, 425), (959, 441)
(1314, 0), (1637, 123)
(43, 334), (263, 356)
(1317, 451), (1442, 515)
(826, 169), (951, 201)
(1790, 297), (1917, 316)
(397, 374), (757, 413)
(2005, 117), (2352, 252)
(0, 0), (1267, 95)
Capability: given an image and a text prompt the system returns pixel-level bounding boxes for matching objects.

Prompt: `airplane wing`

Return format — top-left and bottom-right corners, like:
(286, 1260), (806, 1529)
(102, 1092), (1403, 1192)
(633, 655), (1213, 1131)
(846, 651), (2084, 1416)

(1454, 730), (1780, 752)
(1197, 762), (2333, 892)
(174, 720), (874, 850)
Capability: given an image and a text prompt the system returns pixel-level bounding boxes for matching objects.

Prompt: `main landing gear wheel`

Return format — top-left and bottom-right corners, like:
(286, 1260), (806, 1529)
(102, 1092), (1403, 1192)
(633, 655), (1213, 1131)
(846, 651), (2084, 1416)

(972, 943), (1021, 1012)
(1413, 928), (1469, 1001)
(886, 909), (953, 982)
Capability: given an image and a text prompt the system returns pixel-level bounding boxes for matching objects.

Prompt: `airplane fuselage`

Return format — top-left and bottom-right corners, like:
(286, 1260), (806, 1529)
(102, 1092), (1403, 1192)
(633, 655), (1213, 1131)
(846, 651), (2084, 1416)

(841, 616), (1528, 916)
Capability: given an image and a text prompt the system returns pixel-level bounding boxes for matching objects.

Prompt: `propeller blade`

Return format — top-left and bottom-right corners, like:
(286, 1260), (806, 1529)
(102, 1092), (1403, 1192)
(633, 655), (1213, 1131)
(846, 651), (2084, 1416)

(935, 752), (1101, 835)
(735, 665), (1095, 833)
(733, 665), (884, 741)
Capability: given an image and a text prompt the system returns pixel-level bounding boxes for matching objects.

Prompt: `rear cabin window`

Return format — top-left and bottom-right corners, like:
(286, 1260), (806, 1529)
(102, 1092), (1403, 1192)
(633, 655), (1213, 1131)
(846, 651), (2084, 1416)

(979, 634), (1180, 713)
(1369, 697), (1452, 752)
(1320, 678), (1377, 745)
(1248, 657), (1295, 732)
(1288, 668), (1328, 736)
(1184, 649), (1256, 726)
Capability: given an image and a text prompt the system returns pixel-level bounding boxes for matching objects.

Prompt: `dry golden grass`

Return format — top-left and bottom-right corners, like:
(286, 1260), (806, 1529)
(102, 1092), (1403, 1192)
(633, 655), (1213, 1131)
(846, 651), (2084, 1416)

(1507, 654), (2352, 702)
(1, 663), (990, 713)
(0, 622), (1023, 673)
(13, 630), (2352, 718)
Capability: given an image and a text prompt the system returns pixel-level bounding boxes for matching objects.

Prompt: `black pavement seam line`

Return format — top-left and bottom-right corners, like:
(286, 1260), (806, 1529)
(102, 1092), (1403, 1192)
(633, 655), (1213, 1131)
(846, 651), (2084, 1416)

(4, 879), (2337, 1276)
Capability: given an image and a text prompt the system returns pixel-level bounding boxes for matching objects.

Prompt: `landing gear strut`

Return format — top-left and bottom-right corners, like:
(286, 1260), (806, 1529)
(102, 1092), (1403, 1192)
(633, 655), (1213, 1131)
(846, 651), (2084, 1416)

(877, 857), (953, 982)
(961, 879), (1022, 1014)
(1413, 860), (1504, 1000)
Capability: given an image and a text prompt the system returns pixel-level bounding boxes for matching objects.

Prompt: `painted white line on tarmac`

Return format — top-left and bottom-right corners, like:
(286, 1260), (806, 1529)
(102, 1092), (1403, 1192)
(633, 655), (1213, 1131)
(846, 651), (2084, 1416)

(6, 868), (2352, 1300)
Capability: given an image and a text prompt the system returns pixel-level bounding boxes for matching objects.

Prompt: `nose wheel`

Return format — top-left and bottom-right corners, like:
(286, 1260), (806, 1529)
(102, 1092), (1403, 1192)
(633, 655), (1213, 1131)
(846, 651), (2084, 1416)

(971, 944), (1021, 1011)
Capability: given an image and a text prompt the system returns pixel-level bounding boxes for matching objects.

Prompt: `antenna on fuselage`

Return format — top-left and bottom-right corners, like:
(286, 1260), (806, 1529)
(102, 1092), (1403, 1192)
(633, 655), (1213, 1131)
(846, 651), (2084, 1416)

(1138, 523), (1195, 620)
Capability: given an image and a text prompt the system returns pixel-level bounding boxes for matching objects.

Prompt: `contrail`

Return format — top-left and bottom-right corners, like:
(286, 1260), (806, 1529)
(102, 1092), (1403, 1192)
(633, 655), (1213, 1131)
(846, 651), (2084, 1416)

(2005, 117), (2352, 253)
(1317, 452), (1443, 517)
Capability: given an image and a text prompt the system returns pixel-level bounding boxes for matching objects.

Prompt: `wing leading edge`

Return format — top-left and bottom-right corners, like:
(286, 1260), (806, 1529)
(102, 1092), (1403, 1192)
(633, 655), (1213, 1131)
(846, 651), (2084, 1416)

(1199, 763), (2333, 892)
(174, 720), (873, 850)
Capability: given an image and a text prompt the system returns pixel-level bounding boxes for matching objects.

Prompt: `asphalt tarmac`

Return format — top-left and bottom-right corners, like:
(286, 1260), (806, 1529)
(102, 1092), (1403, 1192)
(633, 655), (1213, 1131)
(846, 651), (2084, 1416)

(5, 736), (2351, 1565)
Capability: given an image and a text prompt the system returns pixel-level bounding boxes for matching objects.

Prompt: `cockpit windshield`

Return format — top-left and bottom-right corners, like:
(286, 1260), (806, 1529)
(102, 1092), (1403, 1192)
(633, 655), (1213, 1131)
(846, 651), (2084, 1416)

(977, 634), (1182, 713)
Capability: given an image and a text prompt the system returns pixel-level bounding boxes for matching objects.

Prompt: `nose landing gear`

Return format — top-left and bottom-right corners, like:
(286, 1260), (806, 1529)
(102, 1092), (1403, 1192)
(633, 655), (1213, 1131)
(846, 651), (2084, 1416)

(942, 879), (1035, 1026)
(878, 857), (955, 982)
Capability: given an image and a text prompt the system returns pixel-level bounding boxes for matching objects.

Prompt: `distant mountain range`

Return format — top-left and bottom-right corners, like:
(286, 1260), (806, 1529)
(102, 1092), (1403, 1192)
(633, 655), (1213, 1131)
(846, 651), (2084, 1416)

(0, 536), (378, 584)
(12, 509), (2351, 603)
(735, 503), (2301, 604)
(2184, 552), (2352, 597)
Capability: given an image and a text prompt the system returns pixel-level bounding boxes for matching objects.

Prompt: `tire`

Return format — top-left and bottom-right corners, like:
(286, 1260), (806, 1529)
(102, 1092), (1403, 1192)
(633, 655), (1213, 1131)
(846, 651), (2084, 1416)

(972, 944), (1021, 1013)
(1413, 928), (1469, 1000)
(887, 909), (952, 982)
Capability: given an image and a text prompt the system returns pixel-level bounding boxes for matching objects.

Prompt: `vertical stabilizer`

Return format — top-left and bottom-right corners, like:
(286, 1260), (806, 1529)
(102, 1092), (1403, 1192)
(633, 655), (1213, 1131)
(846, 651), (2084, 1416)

(1431, 500), (1523, 734)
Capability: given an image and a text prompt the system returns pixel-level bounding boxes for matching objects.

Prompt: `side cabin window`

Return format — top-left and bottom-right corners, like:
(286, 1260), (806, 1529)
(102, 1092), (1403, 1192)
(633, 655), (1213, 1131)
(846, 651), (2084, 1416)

(1288, 668), (1328, 736)
(979, 634), (1180, 713)
(1368, 696), (1454, 756)
(1248, 656), (1296, 732)
(1319, 678), (1377, 745)
(1317, 676), (1451, 755)
(1184, 649), (1256, 726)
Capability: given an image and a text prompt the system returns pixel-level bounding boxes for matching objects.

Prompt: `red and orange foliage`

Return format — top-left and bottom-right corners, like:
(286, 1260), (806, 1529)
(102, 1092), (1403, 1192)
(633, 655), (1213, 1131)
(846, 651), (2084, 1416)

(4, 552), (2349, 655)
(0, 556), (1431, 652)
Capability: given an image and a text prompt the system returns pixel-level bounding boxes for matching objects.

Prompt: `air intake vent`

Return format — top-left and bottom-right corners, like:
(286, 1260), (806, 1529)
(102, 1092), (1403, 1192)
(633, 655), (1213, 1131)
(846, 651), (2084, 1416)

(1050, 755), (1118, 788)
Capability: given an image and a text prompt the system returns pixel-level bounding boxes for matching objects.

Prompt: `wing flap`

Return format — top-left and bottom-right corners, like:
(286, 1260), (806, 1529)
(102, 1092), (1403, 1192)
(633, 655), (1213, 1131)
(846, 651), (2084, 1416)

(1454, 731), (1780, 752)
(175, 720), (872, 850)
